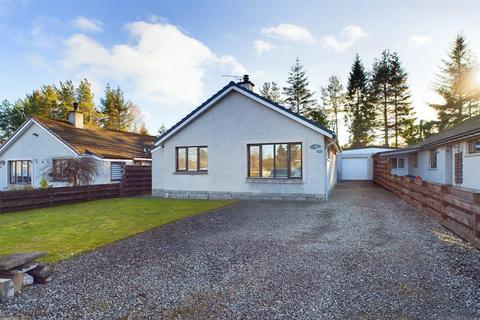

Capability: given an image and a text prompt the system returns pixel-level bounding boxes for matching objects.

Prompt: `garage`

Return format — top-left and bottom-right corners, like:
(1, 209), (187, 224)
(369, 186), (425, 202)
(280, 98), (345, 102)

(341, 157), (369, 180)
(338, 147), (395, 181)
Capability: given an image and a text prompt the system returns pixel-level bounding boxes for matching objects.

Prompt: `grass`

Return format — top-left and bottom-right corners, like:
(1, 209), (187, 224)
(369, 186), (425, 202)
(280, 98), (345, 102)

(0, 197), (234, 263)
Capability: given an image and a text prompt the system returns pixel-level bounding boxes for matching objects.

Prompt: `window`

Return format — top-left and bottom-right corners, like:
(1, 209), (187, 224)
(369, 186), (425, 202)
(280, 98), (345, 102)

(398, 158), (405, 169)
(52, 159), (68, 181)
(111, 162), (125, 181)
(430, 149), (437, 169)
(248, 143), (302, 179)
(468, 139), (480, 154)
(176, 146), (208, 172)
(412, 152), (418, 168)
(391, 158), (397, 169)
(9, 160), (32, 185)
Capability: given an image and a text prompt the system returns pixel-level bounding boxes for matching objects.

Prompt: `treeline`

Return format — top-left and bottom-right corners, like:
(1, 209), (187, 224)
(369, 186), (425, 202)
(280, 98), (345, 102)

(0, 79), (149, 140)
(260, 34), (480, 148)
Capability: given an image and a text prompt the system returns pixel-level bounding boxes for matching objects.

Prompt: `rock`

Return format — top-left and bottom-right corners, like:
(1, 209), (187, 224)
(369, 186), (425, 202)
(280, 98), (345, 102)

(0, 278), (14, 302)
(15, 262), (38, 273)
(23, 274), (34, 286)
(33, 275), (52, 284)
(27, 263), (53, 279)
(0, 270), (23, 294)
(0, 252), (47, 271)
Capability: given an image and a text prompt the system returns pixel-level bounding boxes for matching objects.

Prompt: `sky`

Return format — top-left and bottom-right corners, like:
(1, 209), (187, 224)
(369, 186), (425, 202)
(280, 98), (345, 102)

(0, 0), (479, 144)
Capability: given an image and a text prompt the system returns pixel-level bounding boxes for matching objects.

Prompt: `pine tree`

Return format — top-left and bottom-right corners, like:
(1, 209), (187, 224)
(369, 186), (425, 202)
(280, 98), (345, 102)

(430, 34), (479, 129)
(158, 124), (167, 136)
(0, 100), (26, 140)
(100, 84), (133, 131)
(283, 57), (316, 115)
(259, 82), (283, 104)
(345, 55), (376, 147)
(321, 75), (345, 139)
(76, 78), (98, 126)
(389, 52), (413, 147)
(56, 80), (76, 120)
(371, 50), (393, 146)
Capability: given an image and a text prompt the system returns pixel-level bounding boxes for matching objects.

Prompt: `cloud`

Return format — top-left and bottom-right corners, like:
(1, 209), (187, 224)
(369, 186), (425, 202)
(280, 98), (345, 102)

(253, 40), (277, 55)
(322, 25), (368, 52)
(408, 34), (432, 48)
(59, 21), (246, 106)
(72, 16), (103, 32)
(0, 0), (28, 16)
(261, 23), (315, 44)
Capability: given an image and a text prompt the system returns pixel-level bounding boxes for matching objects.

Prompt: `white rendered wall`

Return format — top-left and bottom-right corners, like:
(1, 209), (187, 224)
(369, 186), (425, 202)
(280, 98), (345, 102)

(152, 91), (331, 198)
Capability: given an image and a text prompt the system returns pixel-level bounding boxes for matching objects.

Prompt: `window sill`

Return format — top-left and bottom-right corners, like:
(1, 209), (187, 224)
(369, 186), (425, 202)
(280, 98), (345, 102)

(246, 177), (304, 184)
(428, 168), (437, 171)
(464, 152), (480, 158)
(174, 171), (208, 175)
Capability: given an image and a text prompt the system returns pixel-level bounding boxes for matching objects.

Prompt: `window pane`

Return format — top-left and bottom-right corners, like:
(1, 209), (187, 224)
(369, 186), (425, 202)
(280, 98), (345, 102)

(249, 146), (260, 177)
(261, 145), (274, 177)
(398, 158), (405, 168)
(275, 144), (288, 178)
(177, 148), (186, 171)
(9, 161), (15, 184)
(22, 161), (28, 183)
(199, 147), (208, 170)
(289, 144), (302, 178)
(16, 161), (22, 183)
(188, 147), (198, 171)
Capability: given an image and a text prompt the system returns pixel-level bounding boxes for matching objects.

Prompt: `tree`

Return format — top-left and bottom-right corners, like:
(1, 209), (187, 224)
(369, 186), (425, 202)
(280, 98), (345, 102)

(259, 82), (283, 104)
(139, 124), (149, 135)
(57, 80), (76, 120)
(371, 50), (393, 146)
(401, 119), (438, 145)
(389, 52), (414, 147)
(99, 84), (134, 131)
(76, 78), (98, 126)
(344, 55), (376, 147)
(430, 34), (479, 129)
(43, 157), (101, 186)
(283, 57), (316, 115)
(304, 103), (329, 127)
(157, 124), (167, 136)
(321, 75), (345, 138)
(0, 100), (26, 140)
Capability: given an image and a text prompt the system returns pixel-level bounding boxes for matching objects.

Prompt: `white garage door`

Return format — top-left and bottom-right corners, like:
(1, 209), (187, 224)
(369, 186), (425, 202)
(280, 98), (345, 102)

(341, 157), (369, 180)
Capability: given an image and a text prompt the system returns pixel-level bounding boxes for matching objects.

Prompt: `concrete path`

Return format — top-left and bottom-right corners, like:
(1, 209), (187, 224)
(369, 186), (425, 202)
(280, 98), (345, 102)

(1, 181), (479, 319)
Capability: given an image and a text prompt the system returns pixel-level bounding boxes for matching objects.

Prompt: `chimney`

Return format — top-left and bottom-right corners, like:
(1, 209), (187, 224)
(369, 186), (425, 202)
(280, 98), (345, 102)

(68, 102), (84, 128)
(237, 74), (255, 91)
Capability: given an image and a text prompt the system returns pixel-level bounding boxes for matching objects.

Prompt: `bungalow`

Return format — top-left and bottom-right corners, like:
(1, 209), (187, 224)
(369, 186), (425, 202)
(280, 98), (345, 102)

(0, 105), (155, 190)
(151, 76), (341, 201)
(377, 116), (480, 190)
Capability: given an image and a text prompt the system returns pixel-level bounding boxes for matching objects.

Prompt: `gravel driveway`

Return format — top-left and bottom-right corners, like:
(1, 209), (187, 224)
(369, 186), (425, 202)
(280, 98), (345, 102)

(1, 181), (480, 319)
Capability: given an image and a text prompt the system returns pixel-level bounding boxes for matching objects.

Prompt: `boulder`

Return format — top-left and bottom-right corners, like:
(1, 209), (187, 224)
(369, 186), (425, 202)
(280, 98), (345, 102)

(23, 273), (34, 286)
(15, 262), (38, 273)
(0, 278), (14, 302)
(0, 270), (23, 294)
(27, 263), (52, 279)
(0, 252), (47, 271)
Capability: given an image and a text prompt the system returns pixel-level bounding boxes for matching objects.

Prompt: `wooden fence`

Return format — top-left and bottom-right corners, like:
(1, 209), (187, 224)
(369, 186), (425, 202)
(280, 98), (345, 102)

(373, 155), (480, 249)
(0, 165), (152, 213)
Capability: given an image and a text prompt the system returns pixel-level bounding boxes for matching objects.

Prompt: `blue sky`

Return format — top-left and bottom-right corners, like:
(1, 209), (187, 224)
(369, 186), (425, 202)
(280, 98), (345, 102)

(0, 0), (479, 143)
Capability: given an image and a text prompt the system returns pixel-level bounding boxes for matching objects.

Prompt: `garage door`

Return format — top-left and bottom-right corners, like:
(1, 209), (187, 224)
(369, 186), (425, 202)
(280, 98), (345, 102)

(341, 157), (369, 180)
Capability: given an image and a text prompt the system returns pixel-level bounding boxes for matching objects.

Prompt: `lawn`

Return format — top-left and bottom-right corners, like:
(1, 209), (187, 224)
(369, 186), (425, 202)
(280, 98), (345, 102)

(0, 197), (234, 263)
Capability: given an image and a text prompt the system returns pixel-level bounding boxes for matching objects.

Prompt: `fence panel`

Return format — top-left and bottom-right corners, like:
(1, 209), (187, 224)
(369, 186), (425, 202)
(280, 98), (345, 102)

(373, 155), (480, 249)
(0, 165), (152, 213)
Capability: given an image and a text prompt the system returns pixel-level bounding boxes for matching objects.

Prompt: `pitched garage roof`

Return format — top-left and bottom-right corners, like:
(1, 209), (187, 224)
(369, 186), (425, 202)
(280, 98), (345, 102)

(155, 81), (336, 146)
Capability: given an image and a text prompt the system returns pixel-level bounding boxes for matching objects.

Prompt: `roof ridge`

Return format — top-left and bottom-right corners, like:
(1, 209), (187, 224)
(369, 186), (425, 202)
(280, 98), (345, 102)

(33, 116), (156, 138)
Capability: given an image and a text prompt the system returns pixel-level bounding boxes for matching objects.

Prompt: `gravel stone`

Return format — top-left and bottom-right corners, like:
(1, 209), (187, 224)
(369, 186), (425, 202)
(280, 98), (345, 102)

(1, 181), (479, 319)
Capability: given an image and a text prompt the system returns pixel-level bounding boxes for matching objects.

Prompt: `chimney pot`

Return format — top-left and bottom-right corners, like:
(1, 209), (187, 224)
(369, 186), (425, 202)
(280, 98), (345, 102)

(237, 74), (255, 91)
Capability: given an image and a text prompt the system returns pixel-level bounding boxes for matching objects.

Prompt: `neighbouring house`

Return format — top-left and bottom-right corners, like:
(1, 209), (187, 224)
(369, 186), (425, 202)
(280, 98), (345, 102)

(377, 115), (480, 190)
(0, 105), (155, 190)
(338, 146), (396, 180)
(151, 76), (341, 201)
